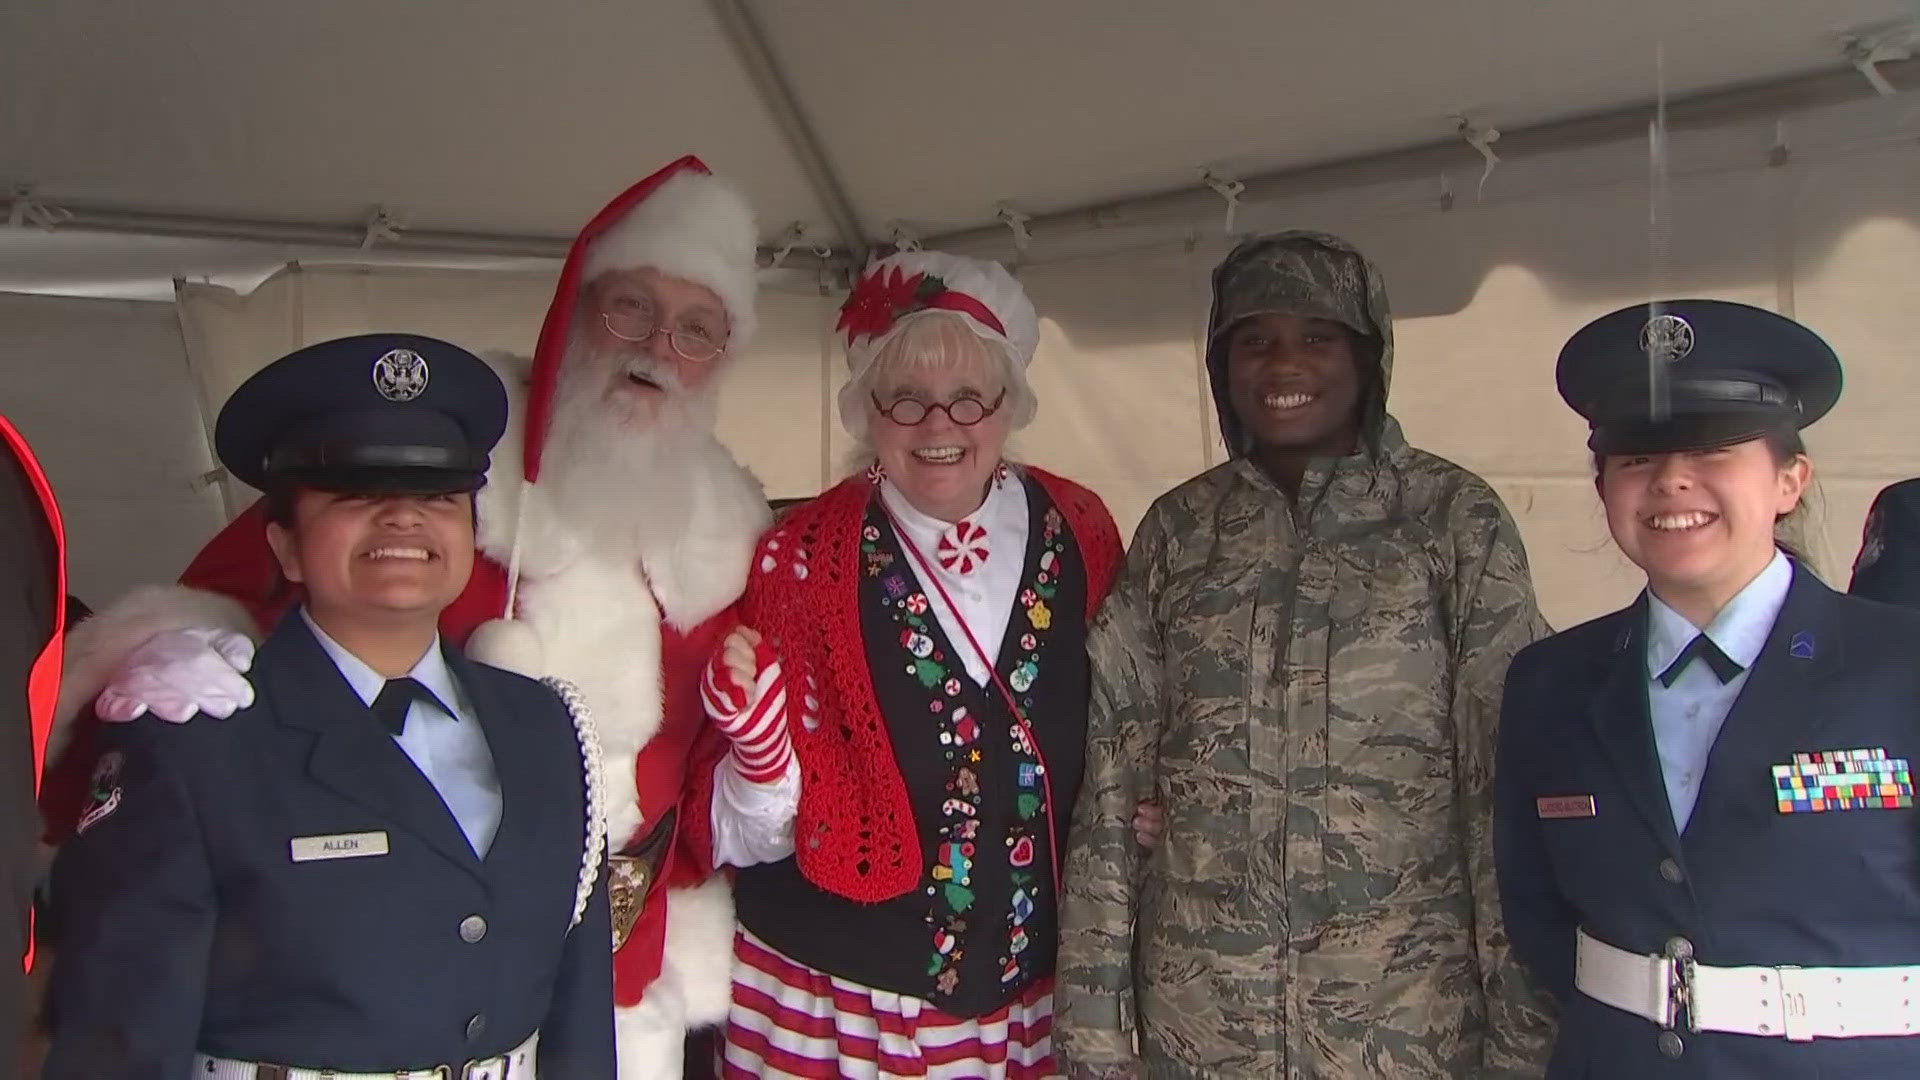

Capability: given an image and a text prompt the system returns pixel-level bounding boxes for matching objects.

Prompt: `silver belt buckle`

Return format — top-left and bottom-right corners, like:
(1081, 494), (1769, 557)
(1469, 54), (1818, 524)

(1774, 965), (1818, 1042)
(460, 1055), (508, 1080)
(1665, 936), (1698, 1033)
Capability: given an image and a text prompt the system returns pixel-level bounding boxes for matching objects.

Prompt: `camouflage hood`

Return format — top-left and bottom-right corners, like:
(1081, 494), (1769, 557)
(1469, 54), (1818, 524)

(1204, 231), (1395, 456)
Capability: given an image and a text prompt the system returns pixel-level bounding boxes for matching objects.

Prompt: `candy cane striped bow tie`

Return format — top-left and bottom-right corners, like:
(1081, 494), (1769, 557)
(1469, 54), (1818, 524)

(937, 521), (989, 574)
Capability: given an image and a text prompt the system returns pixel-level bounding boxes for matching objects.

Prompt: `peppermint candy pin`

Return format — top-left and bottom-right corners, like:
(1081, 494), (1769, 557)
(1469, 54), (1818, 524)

(937, 521), (989, 574)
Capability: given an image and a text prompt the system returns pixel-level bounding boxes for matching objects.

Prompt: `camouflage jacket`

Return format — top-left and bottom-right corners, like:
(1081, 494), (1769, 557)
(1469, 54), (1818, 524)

(1056, 422), (1556, 1078)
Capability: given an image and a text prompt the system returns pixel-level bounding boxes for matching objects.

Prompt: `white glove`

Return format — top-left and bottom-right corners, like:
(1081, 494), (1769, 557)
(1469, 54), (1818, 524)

(95, 627), (257, 724)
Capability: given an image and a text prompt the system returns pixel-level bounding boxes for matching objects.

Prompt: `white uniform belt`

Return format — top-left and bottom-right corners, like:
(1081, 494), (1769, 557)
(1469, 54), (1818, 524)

(191, 1029), (537, 1079)
(1577, 928), (1920, 1041)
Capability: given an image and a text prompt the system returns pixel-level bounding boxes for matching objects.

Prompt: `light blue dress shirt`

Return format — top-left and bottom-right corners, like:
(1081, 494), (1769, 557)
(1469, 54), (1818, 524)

(301, 609), (504, 857)
(1644, 551), (1793, 833)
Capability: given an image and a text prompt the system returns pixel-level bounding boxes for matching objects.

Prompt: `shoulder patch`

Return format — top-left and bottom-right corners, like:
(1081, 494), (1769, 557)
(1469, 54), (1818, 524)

(76, 751), (125, 835)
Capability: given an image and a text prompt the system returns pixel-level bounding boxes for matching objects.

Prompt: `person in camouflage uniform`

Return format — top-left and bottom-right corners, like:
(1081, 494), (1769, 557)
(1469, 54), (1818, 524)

(1055, 231), (1556, 1078)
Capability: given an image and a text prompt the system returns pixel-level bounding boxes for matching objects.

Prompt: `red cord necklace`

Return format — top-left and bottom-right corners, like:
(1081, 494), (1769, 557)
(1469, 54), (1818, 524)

(877, 492), (1064, 901)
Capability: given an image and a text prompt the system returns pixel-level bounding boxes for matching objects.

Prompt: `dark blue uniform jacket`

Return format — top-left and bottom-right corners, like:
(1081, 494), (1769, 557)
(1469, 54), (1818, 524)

(1497, 565), (1920, 1078)
(42, 613), (615, 1078)
(1852, 478), (1920, 609)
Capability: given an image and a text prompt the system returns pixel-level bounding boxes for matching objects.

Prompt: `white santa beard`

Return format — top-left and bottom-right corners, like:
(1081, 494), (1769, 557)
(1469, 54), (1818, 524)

(540, 340), (726, 561)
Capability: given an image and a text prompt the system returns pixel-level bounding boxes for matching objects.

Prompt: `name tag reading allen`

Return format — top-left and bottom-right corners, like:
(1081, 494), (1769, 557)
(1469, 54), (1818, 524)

(1536, 795), (1597, 820)
(290, 831), (390, 863)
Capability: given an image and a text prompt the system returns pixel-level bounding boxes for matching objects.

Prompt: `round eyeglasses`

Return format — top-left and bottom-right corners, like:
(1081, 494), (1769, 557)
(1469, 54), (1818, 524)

(600, 312), (726, 363)
(870, 389), (1007, 427)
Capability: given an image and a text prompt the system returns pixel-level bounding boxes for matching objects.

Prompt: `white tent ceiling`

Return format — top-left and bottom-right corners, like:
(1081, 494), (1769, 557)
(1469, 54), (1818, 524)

(1, 0), (1913, 298)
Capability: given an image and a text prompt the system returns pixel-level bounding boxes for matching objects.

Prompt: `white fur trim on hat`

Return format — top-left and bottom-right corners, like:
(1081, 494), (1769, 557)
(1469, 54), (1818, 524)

(582, 170), (760, 350)
(466, 617), (545, 678)
(844, 251), (1038, 374)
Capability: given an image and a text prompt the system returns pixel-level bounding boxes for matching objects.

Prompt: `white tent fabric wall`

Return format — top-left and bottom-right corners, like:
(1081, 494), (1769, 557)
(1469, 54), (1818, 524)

(154, 110), (1920, 630)
(0, 292), (225, 606)
(174, 265), (561, 515)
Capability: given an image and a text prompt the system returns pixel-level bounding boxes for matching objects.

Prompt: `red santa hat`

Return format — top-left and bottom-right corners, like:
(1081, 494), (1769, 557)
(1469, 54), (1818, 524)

(470, 157), (758, 675)
(521, 155), (759, 484)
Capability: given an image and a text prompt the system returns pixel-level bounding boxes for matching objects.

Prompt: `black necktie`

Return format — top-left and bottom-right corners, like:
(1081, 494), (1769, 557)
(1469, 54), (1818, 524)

(1658, 634), (1745, 688)
(370, 677), (452, 736)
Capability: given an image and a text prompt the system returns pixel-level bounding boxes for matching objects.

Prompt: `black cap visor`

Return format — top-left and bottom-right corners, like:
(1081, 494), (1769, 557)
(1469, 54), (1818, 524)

(245, 407), (488, 493)
(278, 464), (486, 496)
(1588, 406), (1797, 455)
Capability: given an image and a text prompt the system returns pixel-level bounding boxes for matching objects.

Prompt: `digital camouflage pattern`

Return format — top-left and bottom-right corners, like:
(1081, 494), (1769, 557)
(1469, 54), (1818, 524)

(1055, 232), (1557, 1078)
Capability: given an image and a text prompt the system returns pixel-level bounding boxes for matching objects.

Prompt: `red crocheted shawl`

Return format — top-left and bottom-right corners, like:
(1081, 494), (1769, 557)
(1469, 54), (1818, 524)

(712, 467), (1120, 903)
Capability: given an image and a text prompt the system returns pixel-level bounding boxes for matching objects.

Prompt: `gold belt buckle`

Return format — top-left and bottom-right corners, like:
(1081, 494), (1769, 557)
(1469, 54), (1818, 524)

(608, 807), (675, 951)
(607, 854), (653, 950)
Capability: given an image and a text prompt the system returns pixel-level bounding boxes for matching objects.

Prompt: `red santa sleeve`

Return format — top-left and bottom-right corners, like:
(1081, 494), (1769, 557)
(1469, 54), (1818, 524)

(675, 709), (732, 876)
(178, 499), (299, 629)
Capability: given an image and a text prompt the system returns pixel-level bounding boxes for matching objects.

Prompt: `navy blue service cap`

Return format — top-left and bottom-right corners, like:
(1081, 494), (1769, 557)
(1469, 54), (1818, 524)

(1556, 299), (1841, 455)
(215, 333), (508, 494)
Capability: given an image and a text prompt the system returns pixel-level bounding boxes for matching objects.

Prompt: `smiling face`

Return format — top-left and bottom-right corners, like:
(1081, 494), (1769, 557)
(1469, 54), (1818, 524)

(578, 267), (729, 426)
(1222, 312), (1366, 460)
(1600, 435), (1810, 615)
(266, 488), (476, 626)
(863, 317), (1015, 523)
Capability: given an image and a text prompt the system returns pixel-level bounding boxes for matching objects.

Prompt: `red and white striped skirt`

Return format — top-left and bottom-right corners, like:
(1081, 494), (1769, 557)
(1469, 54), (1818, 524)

(721, 928), (1057, 1079)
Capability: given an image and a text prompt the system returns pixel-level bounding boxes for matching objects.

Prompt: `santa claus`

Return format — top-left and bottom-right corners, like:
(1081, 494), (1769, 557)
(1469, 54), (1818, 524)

(43, 156), (772, 1078)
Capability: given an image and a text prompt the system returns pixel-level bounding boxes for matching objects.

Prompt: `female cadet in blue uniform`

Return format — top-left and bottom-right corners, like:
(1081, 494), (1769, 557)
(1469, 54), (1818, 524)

(42, 334), (615, 1079)
(1495, 299), (1920, 1076)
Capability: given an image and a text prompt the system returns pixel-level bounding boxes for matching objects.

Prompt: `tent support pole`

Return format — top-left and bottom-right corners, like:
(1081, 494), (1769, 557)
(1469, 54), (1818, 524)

(23, 204), (844, 270)
(710, 0), (872, 267)
(16, 58), (1914, 270)
(919, 58), (1920, 254)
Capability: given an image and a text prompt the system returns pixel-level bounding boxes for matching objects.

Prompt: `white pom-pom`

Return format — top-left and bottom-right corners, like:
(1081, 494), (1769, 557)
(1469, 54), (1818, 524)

(467, 618), (546, 677)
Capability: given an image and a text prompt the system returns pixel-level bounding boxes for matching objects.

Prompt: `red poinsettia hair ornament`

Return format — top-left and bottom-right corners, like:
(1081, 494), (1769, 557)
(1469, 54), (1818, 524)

(837, 264), (1006, 348)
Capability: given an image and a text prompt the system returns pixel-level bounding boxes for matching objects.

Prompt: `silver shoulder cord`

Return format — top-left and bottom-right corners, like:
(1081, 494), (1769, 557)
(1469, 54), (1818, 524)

(543, 677), (609, 936)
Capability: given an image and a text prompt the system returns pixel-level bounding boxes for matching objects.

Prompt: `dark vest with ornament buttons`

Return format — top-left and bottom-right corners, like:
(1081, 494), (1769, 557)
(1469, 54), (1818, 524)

(734, 474), (1089, 1017)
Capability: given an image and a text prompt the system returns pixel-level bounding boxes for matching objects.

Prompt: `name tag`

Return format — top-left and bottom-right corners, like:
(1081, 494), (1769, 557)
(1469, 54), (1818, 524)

(290, 831), (390, 862)
(1537, 795), (1597, 819)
